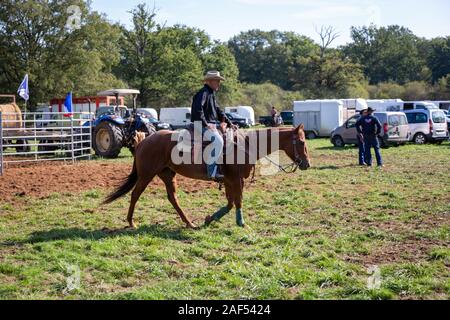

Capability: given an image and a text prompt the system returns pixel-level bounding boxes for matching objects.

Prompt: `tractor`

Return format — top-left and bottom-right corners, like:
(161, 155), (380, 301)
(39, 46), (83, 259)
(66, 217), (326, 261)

(92, 89), (156, 158)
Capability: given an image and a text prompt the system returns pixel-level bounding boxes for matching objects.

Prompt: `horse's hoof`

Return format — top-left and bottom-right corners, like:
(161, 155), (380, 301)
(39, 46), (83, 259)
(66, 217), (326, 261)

(126, 223), (137, 230)
(204, 215), (213, 226)
(187, 223), (199, 230)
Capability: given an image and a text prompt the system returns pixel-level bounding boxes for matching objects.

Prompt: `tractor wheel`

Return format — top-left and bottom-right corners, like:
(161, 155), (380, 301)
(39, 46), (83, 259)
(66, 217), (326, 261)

(128, 122), (156, 155)
(142, 122), (157, 136)
(93, 122), (123, 158)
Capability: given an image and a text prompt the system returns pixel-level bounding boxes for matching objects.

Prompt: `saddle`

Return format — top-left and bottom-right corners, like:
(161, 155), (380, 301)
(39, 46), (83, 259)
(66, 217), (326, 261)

(176, 123), (237, 165)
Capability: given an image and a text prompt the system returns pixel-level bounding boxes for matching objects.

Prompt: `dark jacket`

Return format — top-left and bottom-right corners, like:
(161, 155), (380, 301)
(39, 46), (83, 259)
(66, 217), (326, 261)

(356, 115), (382, 136)
(191, 85), (232, 128)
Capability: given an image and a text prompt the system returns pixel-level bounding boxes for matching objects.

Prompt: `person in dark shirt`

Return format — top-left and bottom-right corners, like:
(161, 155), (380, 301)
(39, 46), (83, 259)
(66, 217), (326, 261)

(356, 107), (384, 167)
(191, 71), (235, 181)
(357, 109), (368, 166)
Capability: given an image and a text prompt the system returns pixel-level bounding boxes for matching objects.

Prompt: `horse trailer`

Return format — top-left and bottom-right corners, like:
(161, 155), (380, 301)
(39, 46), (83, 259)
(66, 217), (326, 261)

(293, 100), (345, 139)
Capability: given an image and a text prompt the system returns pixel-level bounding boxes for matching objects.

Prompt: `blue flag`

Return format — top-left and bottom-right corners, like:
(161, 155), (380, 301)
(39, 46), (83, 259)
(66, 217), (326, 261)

(17, 74), (29, 101)
(64, 92), (73, 114)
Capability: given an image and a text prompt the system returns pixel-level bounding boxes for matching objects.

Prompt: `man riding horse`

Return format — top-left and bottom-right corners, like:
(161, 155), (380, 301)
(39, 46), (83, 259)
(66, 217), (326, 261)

(191, 71), (237, 182)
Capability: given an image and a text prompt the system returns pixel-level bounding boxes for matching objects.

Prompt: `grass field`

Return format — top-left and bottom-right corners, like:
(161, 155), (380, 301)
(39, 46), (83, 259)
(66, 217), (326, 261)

(0, 139), (449, 300)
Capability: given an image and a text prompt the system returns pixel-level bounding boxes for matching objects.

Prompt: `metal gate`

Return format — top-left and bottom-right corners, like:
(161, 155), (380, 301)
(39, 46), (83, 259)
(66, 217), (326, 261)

(0, 112), (93, 175)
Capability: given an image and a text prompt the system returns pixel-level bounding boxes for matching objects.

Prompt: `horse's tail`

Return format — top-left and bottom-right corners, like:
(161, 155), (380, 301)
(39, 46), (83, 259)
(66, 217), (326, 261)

(102, 160), (138, 205)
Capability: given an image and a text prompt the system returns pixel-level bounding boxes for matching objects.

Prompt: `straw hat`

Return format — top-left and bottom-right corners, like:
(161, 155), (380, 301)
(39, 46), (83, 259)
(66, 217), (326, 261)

(204, 71), (226, 81)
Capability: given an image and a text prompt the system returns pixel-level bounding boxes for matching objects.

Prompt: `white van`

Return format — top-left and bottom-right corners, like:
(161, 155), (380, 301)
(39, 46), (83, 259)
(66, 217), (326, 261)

(404, 109), (448, 144)
(225, 106), (255, 126)
(160, 107), (192, 130)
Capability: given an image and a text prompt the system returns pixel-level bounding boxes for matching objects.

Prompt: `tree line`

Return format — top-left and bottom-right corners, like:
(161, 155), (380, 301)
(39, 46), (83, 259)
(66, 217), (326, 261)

(0, 1), (449, 116)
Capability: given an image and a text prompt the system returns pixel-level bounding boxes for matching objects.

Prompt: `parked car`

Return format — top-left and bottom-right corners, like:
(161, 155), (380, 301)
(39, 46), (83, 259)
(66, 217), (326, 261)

(404, 109), (448, 144)
(330, 112), (410, 148)
(259, 115), (283, 127)
(136, 109), (171, 131)
(136, 108), (158, 120)
(280, 111), (294, 125)
(225, 112), (250, 128)
(443, 110), (450, 132)
(225, 106), (255, 126)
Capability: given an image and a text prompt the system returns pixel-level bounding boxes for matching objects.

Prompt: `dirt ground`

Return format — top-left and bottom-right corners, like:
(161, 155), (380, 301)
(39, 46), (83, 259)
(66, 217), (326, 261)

(0, 161), (211, 203)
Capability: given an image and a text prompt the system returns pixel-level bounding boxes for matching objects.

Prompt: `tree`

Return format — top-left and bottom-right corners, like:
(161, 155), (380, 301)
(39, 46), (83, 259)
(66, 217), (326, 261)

(344, 25), (426, 85)
(228, 30), (317, 90)
(202, 42), (240, 105)
(0, 0), (124, 109)
(427, 37), (450, 84)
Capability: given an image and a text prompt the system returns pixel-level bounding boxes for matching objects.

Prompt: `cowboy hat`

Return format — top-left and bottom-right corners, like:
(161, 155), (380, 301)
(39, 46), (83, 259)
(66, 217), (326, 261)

(204, 71), (226, 81)
(367, 107), (376, 113)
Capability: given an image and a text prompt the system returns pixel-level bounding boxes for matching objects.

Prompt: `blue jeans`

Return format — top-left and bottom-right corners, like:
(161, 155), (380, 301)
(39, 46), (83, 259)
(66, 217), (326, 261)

(364, 135), (383, 166)
(358, 135), (366, 165)
(202, 127), (224, 178)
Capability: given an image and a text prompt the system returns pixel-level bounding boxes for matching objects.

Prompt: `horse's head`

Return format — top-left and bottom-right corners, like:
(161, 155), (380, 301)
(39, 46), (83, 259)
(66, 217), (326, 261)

(285, 124), (311, 171)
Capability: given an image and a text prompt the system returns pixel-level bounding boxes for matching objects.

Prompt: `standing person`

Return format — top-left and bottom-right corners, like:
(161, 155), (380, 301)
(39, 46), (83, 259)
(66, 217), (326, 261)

(357, 109), (368, 166)
(191, 71), (235, 182)
(271, 106), (278, 126)
(356, 107), (384, 168)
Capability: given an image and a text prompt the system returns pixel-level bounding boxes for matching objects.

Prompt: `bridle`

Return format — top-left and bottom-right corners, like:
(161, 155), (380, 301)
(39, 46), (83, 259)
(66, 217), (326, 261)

(261, 133), (305, 174)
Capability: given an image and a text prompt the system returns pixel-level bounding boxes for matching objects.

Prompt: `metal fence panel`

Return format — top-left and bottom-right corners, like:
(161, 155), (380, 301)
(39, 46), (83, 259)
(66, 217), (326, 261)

(0, 112), (93, 173)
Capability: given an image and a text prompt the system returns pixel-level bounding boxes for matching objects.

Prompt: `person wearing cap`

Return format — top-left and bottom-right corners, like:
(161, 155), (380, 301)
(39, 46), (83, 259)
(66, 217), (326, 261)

(191, 71), (235, 181)
(357, 109), (368, 166)
(355, 107), (384, 167)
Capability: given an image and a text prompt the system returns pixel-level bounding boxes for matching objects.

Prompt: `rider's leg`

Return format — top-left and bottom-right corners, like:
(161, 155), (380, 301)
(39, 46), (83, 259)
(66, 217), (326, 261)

(204, 129), (224, 179)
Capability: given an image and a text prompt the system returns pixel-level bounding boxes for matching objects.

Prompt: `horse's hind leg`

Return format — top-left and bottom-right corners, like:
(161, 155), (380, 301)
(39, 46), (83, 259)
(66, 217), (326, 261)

(205, 181), (234, 225)
(158, 169), (197, 229)
(127, 176), (154, 229)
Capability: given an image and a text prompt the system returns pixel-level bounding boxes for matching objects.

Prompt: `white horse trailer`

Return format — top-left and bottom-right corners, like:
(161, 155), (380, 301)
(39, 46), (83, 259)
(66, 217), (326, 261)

(225, 106), (255, 126)
(367, 99), (404, 112)
(293, 100), (345, 139)
(160, 107), (192, 129)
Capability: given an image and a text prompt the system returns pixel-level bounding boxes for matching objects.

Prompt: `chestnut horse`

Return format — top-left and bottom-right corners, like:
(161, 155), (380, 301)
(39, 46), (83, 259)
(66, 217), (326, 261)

(103, 125), (311, 229)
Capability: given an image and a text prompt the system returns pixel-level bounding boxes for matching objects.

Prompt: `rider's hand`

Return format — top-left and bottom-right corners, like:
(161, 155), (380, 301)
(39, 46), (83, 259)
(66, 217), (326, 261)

(207, 124), (216, 130)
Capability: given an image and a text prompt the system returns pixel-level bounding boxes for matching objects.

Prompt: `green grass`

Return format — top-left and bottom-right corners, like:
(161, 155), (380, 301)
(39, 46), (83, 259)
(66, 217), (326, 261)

(0, 139), (449, 300)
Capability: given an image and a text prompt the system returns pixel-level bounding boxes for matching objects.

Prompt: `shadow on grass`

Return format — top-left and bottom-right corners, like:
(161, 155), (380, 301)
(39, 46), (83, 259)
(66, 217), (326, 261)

(4, 224), (194, 245)
(316, 146), (357, 151)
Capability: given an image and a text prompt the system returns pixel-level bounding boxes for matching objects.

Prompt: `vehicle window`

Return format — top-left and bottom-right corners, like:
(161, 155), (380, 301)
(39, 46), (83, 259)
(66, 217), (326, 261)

(186, 113), (191, 119)
(416, 105), (426, 110)
(399, 115), (408, 125)
(388, 115), (400, 126)
(415, 113), (428, 123)
(406, 113), (415, 124)
(347, 116), (359, 128)
(404, 103), (414, 110)
(432, 111), (446, 124)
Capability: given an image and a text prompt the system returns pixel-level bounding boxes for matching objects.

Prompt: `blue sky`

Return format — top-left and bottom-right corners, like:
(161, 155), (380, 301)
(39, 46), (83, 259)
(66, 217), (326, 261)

(91, 0), (450, 46)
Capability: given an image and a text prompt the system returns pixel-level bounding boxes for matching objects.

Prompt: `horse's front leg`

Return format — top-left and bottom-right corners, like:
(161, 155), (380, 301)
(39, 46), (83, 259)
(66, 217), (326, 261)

(205, 181), (234, 226)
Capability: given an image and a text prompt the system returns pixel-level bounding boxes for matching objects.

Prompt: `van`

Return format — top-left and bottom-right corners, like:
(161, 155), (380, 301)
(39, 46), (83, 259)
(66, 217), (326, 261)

(160, 107), (191, 130)
(404, 109), (448, 144)
(330, 112), (410, 148)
